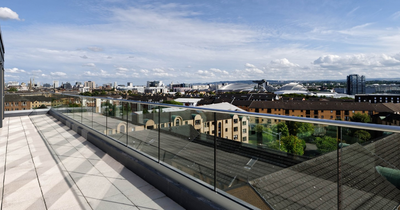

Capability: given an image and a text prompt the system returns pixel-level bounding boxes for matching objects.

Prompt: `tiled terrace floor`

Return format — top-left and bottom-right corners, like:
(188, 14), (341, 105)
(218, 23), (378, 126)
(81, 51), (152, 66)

(0, 114), (184, 210)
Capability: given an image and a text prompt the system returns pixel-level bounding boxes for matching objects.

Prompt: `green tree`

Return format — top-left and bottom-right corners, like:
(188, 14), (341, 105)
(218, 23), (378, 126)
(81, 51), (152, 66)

(162, 100), (184, 105)
(350, 113), (370, 123)
(8, 87), (18, 91)
(281, 135), (305, 155)
(315, 136), (337, 154)
(353, 130), (371, 143)
(255, 124), (265, 145)
(276, 122), (289, 137)
(286, 121), (314, 139)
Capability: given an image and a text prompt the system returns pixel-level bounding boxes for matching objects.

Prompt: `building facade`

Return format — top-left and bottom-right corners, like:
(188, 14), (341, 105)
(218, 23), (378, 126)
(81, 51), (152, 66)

(84, 81), (96, 90)
(0, 27), (4, 128)
(356, 94), (400, 103)
(247, 101), (400, 122)
(347, 74), (365, 95)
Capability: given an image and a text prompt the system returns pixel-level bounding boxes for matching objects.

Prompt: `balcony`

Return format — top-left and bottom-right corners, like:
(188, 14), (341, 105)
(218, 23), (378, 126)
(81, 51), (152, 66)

(0, 112), (184, 209)
(2, 93), (400, 210)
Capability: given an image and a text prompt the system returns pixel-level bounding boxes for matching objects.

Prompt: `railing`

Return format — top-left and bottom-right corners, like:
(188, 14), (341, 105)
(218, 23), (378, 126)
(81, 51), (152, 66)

(51, 93), (400, 210)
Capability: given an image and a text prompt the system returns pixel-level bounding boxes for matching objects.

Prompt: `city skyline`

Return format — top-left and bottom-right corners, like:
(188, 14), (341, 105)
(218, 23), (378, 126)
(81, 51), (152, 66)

(1, 1), (400, 84)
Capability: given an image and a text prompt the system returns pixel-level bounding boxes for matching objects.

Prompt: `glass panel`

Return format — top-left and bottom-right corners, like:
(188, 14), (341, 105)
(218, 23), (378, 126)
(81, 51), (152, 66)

(225, 115), (339, 209)
(106, 99), (127, 145)
(125, 102), (159, 160)
(158, 107), (215, 189)
(341, 126), (400, 209)
(89, 99), (108, 135)
(81, 97), (93, 128)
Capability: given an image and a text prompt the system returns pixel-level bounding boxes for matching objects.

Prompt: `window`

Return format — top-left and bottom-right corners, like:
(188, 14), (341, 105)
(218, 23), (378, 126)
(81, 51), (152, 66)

(344, 111), (349, 115)
(255, 108), (259, 113)
(225, 120), (228, 123)
(233, 119), (238, 123)
(243, 129), (247, 133)
(321, 116), (324, 119)
(195, 120), (201, 125)
(285, 110), (289, 115)
(5, 102), (8, 106)
(175, 119), (180, 126)
(331, 110), (333, 113)
(267, 109), (271, 113)
(242, 137), (247, 142)
(233, 135), (238, 140)
(314, 110), (318, 114)
(336, 110), (341, 115)
(330, 116), (333, 119)
(234, 127), (238, 132)
(225, 128), (228, 132)
(243, 121), (246, 126)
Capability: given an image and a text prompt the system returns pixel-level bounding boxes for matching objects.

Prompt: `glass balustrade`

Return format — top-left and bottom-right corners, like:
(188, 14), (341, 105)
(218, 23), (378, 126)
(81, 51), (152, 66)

(51, 94), (400, 210)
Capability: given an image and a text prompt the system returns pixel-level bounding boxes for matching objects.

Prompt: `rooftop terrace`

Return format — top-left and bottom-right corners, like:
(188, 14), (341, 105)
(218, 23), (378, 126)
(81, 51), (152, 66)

(0, 114), (183, 209)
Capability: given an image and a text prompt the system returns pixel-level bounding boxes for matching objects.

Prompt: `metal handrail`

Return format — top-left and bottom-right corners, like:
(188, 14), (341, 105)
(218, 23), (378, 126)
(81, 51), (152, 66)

(58, 93), (400, 133)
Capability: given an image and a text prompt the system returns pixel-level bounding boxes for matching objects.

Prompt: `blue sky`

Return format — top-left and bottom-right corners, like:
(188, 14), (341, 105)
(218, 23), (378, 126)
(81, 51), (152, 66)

(1, 0), (400, 85)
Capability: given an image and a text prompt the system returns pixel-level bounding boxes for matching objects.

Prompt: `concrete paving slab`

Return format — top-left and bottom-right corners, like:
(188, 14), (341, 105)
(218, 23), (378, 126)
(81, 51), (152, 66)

(0, 115), (184, 210)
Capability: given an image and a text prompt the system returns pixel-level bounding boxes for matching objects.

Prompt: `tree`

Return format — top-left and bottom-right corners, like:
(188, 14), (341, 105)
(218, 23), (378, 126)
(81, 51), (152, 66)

(8, 87), (18, 91)
(353, 130), (371, 143)
(350, 113), (370, 123)
(286, 121), (314, 140)
(255, 124), (265, 145)
(315, 136), (337, 154)
(276, 122), (289, 137)
(162, 100), (183, 105)
(281, 135), (305, 155)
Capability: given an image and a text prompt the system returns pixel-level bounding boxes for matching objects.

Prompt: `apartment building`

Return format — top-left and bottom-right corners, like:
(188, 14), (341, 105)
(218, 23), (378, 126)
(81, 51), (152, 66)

(248, 101), (400, 121)
(356, 94), (400, 103)
(141, 111), (249, 143)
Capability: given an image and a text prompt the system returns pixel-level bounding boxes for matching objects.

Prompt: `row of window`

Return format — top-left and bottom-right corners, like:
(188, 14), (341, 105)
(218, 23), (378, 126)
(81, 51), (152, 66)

(5, 108), (26, 111)
(5, 102), (27, 106)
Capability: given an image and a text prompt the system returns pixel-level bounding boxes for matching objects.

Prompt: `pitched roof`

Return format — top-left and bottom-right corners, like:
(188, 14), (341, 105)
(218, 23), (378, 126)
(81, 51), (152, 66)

(249, 101), (395, 112)
(250, 141), (400, 209)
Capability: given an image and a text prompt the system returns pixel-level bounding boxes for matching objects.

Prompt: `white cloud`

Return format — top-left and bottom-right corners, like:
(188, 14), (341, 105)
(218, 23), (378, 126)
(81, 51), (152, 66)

(270, 58), (299, 68)
(4, 74), (20, 79)
(5, 68), (26, 73)
(50, 72), (67, 77)
(312, 54), (400, 69)
(153, 68), (164, 73)
(80, 55), (88, 59)
(0, 7), (20, 20)
(391, 11), (400, 20)
(245, 63), (256, 68)
(197, 70), (215, 78)
(82, 63), (96, 67)
(244, 63), (264, 74)
(116, 67), (128, 72)
(210, 68), (229, 75)
(88, 47), (103, 52)
(31, 70), (42, 73)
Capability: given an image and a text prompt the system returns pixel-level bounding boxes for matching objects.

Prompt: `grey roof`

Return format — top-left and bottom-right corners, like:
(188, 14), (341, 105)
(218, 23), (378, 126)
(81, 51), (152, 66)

(249, 101), (397, 112)
(250, 142), (400, 210)
(364, 133), (400, 169)
(108, 125), (310, 190)
(4, 94), (53, 102)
